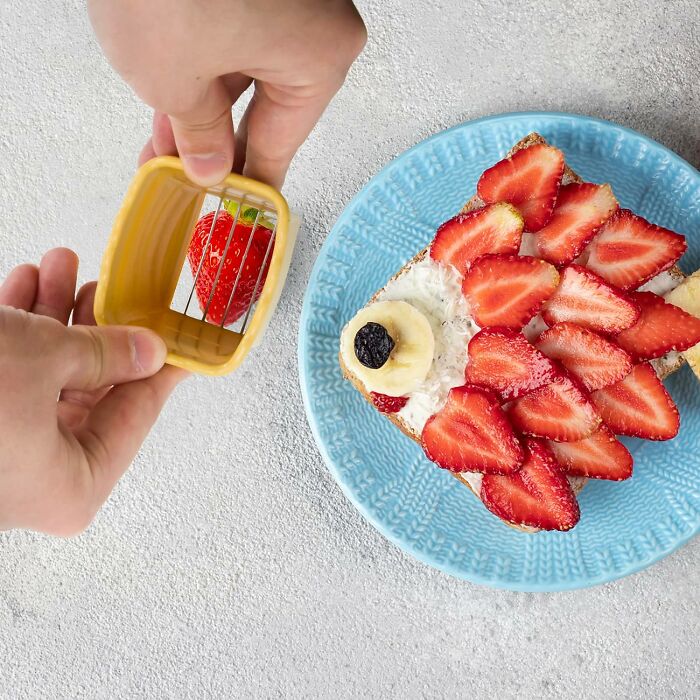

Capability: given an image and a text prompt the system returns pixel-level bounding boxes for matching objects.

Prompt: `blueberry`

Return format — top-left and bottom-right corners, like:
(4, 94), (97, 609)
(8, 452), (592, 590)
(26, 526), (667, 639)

(354, 322), (395, 369)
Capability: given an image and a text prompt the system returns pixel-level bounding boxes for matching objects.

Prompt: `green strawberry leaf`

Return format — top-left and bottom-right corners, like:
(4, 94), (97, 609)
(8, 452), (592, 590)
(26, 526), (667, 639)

(223, 200), (275, 230)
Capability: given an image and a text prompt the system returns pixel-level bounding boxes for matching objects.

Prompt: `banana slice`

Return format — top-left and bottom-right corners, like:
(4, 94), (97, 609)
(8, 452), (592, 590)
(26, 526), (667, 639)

(340, 301), (435, 396)
(665, 270), (700, 382)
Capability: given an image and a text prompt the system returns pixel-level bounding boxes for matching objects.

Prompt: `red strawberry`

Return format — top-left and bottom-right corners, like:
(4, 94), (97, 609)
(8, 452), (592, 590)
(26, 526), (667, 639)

(591, 363), (679, 440)
(371, 392), (408, 413)
(466, 327), (560, 401)
(481, 438), (580, 531)
(548, 425), (633, 481)
(477, 143), (565, 231)
(422, 385), (524, 474)
(507, 373), (601, 441)
(536, 322), (633, 391)
(187, 210), (273, 325)
(461, 254), (559, 328)
(429, 203), (524, 276)
(541, 264), (640, 334)
(534, 183), (619, 266)
(585, 209), (687, 291)
(614, 291), (700, 361)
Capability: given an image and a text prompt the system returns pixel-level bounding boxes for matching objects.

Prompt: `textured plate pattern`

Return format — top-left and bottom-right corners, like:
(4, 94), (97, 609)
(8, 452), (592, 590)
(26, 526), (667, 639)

(299, 112), (700, 591)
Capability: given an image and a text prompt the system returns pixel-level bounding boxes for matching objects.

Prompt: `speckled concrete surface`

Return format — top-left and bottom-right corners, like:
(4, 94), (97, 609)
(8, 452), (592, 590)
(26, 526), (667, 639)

(1, 1), (699, 698)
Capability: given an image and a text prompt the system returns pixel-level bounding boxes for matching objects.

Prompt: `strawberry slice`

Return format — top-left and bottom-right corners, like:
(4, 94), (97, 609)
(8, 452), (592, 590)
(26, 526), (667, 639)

(187, 209), (273, 325)
(541, 264), (640, 334)
(461, 254), (559, 328)
(614, 291), (700, 361)
(371, 392), (408, 414)
(507, 373), (601, 442)
(591, 363), (679, 440)
(466, 327), (560, 401)
(534, 183), (619, 266)
(585, 209), (687, 291)
(422, 385), (524, 474)
(536, 322), (633, 391)
(477, 143), (565, 231)
(481, 438), (580, 531)
(548, 425), (633, 481)
(429, 203), (524, 276)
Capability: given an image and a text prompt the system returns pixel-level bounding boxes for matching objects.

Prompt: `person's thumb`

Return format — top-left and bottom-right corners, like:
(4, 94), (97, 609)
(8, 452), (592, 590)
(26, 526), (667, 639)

(59, 326), (167, 392)
(168, 78), (235, 187)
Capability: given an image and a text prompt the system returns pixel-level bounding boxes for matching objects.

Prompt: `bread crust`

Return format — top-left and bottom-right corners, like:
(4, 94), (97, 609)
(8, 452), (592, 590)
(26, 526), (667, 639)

(339, 132), (684, 531)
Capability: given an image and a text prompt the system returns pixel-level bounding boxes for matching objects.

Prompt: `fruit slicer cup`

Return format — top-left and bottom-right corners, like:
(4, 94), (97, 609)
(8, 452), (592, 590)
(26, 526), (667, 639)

(94, 156), (300, 376)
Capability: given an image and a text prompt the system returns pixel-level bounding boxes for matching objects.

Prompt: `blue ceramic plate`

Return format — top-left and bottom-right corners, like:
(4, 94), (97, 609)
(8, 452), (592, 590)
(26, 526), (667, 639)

(298, 112), (700, 591)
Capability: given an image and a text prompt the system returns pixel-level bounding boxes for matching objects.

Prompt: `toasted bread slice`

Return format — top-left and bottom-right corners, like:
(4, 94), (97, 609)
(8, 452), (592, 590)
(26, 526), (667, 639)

(340, 133), (686, 531)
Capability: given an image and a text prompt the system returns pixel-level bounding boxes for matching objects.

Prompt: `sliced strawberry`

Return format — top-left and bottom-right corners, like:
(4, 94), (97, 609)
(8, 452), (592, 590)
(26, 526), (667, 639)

(481, 438), (580, 531)
(466, 327), (560, 401)
(370, 392), (408, 414)
(541, 264), (640, 334)
(536, 322), (633, 391)
(429, 203), (524, 276)
(461, 254), (559, 328)
(591, 363), (679, 440)
(615, 291), (700, 361)
(585, 209), (687, 291)
(548, 425), (633, 481)
(507, 373), (601, 442)
(534, 183), (619, 266)
(477, 143), (565, 231)
(422, 385), (523, 474)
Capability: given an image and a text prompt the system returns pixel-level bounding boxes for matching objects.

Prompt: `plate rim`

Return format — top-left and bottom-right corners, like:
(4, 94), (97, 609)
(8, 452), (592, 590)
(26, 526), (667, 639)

(297, 110), (700, 591)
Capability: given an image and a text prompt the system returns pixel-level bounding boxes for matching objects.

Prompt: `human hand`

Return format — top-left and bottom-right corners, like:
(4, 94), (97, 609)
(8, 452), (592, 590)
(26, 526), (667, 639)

(88, 0), (366, 188)
(0, 248), (187, 536)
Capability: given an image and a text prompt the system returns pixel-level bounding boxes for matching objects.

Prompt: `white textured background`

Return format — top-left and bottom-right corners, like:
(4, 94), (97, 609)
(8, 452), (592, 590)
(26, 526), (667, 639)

(1, 1), (699, 698)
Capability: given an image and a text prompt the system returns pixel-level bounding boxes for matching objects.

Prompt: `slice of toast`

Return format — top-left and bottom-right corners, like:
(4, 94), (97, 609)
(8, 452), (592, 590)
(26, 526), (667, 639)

(340, 133), (686, 531)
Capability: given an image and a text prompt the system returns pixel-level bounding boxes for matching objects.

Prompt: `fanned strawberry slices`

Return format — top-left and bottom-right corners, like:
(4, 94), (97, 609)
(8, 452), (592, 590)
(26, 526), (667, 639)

(541, 264), (640, 334)
(507, 373), (601, 442)
(586, 209), (687, 290)
(481, 438), (580, 531)
(466, 328), (559, 401)
(534, 182), (619, 266)
(421, 386), (523, 474)
(430, 203), (523, 276)
(591, 363), (679, 440)
(536, 322), (632, 391)
(477, 144), (565, 231)
(615, 291), (700, 361)
(548, 425), (633, 481)
(461, 254), (559, 328)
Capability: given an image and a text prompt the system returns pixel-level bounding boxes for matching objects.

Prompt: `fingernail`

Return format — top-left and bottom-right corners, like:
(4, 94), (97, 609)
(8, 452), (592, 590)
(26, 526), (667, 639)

(130, 330), (167, 374)
(183, 153), (230, 186)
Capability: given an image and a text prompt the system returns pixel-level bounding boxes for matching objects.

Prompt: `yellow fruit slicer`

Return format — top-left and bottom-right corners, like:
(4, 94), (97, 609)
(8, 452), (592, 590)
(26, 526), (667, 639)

(94, 156), (300, 376)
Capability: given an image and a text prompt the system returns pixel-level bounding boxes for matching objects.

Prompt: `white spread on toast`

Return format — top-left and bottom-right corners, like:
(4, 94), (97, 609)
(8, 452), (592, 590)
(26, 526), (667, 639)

(641, 269), (682, 296)
(375, 255), (478, 433)
(518, 232), (539, 257)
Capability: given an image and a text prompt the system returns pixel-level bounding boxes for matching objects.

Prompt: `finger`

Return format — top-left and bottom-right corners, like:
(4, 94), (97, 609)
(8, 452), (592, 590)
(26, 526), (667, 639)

(232, 103), (250, 176)
(240, 81), (341, 189)
(58, 325), (168, 392)
(32, 248), (79, 324)
(151, 111), (178, 156)
(58, 392), (105, 430)
(77, 366), (188, 504)
(0, 264), (39, 310)
(138, 138), (157, 167)
(168, 77), (236, 187)
(59, 281), (108, 426)
(72, 281), (98, 326)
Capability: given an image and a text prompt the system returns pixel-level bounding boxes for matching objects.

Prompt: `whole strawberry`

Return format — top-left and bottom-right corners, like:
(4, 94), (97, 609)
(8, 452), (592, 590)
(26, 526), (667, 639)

(187, 207), (273, 326)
